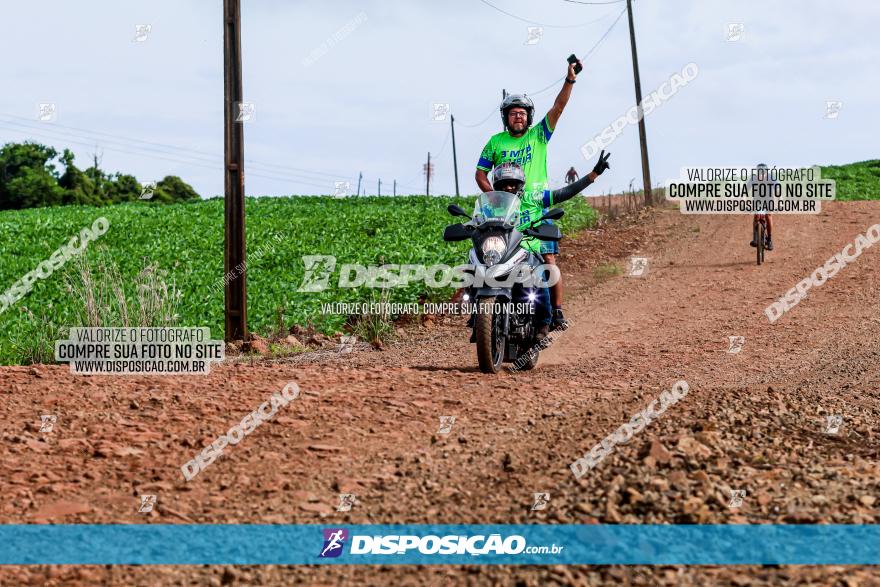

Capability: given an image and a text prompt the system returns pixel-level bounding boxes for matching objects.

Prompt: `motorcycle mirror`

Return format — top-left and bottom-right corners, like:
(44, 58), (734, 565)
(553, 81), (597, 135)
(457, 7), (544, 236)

(443, 223), (471, 242)
(526, 223), (562, 242)
(447, 204), (470, 218)
(538, 208), (564, 223)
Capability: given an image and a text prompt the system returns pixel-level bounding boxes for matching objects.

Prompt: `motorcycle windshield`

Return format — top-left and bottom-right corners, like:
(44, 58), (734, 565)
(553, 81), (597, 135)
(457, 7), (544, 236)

(472, 191), (521, 225)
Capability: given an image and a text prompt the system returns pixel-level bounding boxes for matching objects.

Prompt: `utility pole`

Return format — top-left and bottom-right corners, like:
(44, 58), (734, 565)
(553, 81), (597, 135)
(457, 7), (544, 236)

(378, 178), (381, 196)
(393, 179), (397, 196)
(423, 152), (434, 196)
(356, 171), (362, 196)
(450, 114), (460, 196)
(626, 0), (653, 206)
(223, 0), (247, 342)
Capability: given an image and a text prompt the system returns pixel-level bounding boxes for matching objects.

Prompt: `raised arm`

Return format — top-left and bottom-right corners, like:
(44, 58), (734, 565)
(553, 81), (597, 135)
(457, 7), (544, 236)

(545, 59), (581, 130)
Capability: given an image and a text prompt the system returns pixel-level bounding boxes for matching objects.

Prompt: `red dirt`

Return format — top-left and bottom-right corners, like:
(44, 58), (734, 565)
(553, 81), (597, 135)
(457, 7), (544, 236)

(1, 202), (878, 586)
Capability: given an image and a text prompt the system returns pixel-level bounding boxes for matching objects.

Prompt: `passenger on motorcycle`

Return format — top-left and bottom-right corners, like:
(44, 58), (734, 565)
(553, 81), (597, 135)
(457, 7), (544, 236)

(489, 151), (611, 338)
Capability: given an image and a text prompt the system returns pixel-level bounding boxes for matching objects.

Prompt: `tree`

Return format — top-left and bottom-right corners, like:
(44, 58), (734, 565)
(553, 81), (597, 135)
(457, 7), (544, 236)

(153, 175), (200, 204)
(4, 167), (65, 209)
(104, 173), (142, 204)
(0, 141), (201, 209)
(0, 142), (63, 210)
(58, 149), (101, 207)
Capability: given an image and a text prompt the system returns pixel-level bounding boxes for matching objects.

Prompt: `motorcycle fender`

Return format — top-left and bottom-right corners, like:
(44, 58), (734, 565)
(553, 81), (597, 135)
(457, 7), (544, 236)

(474, 288), (511, 300)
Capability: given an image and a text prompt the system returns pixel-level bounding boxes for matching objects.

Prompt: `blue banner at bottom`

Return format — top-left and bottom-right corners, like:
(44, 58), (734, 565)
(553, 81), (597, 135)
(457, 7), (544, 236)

(0, 525), (877, 565)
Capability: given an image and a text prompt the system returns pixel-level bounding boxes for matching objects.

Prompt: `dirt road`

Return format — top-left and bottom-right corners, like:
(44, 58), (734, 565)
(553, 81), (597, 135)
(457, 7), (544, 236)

(2, 202), (878, 586)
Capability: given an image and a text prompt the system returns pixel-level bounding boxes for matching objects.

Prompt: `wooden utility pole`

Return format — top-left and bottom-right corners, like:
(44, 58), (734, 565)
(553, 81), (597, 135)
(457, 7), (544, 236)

(424, 152), (433, 196)
(223, 0), (247, 341)
(393, 179), (396, 196)
(378, 178), (381, 196)
(450, 114), (460, 196)
(626, 0), (653, 206)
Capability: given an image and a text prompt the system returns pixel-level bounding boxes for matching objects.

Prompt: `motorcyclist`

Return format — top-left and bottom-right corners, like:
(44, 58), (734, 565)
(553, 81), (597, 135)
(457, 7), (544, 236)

(475, 57), (582, 329)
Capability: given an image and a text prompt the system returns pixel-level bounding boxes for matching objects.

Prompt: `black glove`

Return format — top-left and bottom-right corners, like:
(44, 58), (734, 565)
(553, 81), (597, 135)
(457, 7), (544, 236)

(592, 150), (611, 175)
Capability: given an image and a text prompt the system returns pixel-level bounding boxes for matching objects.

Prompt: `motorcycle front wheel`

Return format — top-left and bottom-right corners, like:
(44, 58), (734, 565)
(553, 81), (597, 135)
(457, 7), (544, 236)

(475, 296), (504, 373)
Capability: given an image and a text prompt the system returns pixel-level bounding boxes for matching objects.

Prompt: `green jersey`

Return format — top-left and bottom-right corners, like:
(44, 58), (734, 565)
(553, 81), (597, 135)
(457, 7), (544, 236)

(517, 188), (556, 253)
(477, 115), (554, 193)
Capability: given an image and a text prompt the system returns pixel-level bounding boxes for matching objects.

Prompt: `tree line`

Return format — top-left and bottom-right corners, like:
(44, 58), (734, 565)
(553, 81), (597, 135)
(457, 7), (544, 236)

(0, 141), (200, 210)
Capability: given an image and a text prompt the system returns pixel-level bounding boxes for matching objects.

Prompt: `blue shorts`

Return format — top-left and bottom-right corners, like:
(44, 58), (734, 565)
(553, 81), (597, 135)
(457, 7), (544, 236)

(540, 240), (559, 255)
(539, 218), (559, 255)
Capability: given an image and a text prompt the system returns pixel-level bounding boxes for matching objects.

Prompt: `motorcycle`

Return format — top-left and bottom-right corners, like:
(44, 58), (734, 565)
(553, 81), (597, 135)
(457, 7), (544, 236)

(443, 190), (563, 374)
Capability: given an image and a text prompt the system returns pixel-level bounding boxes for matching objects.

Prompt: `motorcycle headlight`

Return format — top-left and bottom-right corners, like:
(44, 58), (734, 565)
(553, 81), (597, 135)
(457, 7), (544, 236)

(481, 236), (505, 266)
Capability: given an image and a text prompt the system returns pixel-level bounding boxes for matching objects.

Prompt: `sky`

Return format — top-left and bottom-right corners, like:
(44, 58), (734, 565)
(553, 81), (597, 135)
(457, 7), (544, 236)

(1, 0), (878, 198)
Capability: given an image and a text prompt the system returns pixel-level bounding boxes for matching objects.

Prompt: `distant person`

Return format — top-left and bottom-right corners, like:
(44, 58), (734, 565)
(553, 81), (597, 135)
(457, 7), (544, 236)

(565, 167), (579, 185)
(748, 163), (775, 251)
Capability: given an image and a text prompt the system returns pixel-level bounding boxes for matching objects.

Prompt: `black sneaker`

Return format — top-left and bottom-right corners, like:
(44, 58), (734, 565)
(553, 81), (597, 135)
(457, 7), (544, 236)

(535, 324), (550, 342)
(551, 309), (569, 331)
(749, 238), (758, 247)
(766, 238), (774, 251)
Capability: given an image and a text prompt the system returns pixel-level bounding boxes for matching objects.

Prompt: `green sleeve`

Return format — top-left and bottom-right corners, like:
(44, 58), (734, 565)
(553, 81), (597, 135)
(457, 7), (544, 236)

(477, 136), (495, 171)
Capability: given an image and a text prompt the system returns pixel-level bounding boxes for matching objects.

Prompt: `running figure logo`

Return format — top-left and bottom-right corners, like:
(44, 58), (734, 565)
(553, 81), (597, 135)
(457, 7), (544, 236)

(531, 492), (550, 511)
(236, 102), (256, 123)
(336, 493), (357, 512)
(140, 181), (156, 200)
(525, 26), (543, 45)
(319, 528), (349, 558)
(297, 255), (337, 292)
(825, 414), (842, 434)
(438, 415), (456, 434)
(728, 489), (746, 508)
(431, 103), (450, 122)
(337, 335), (357, 354)
(727, 336), (745, 354)
(627, 256), (649, 277)
(138, 495), (157, 513)
(824, 101), (842, 119)
(727, 23), (744, 42)
(39, 415), (57, 433)
(38, 103), (57, 122)
(333, 181), (351, 197)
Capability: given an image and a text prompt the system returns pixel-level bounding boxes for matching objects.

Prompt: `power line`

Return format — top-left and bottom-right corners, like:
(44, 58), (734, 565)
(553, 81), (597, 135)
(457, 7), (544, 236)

(562, 0), (626, 5)
(0, 115), (447, 195)
(434, 125), (452, 159)
(0, 123), (341, 191)
(454, 5), (627, 128)
(0, 113), (348, 183)
(457, 108), (498, 129)
(523, 5), (628, 97)
(476, 0), (616, 28)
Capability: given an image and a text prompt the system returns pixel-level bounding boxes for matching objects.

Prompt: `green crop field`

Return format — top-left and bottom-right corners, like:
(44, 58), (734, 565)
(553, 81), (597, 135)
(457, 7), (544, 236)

(0, 194), (598, 364)
(819, 160), (880, 200)
(2, 158), (874, 365)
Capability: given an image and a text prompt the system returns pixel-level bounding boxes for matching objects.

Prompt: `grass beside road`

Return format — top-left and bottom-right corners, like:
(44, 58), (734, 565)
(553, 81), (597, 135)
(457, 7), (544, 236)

(0, 195), (598, 364)
(820, 160), (880, 200)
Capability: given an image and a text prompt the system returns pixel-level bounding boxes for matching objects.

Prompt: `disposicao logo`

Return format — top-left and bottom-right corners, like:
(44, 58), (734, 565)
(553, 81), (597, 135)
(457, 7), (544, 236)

(319, 528), (348, 558)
